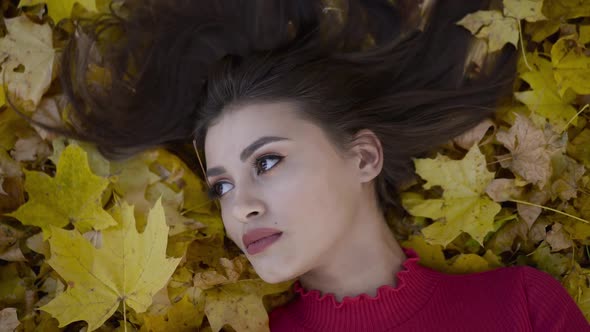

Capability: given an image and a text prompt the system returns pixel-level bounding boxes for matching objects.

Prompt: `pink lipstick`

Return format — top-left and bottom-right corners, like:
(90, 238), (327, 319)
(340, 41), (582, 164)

(243, 228), (283, 255)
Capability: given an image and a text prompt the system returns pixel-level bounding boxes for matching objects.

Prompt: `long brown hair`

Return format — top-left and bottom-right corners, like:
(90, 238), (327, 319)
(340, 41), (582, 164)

(17, 0), (517, 214)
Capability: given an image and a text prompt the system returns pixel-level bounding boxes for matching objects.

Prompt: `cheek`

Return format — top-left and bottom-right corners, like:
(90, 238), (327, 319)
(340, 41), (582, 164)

(220, 212), (242, 247)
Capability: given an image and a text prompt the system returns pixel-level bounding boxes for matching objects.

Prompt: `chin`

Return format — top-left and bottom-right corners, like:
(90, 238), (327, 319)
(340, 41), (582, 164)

(259, 274), (293, 284)
(254, 265), (300, 284)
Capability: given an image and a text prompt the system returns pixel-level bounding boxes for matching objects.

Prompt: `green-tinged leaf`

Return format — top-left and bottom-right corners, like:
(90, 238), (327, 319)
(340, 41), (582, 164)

(139, 293), (205, 332)
(412, 145), (501, 246)
(6, 144), (115, 238)
(567, 129), (590, 168)
(551, 37), (590, 96)
(19, 0), (98, 24)
(543, 0), (590, 20)
(530, 241), (571, 277)
(514, 54), (578, 129)
(204, 279), (291, 332)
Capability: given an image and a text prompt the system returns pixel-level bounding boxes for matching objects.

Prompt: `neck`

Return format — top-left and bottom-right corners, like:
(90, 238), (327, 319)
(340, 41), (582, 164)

(298, 199), (406, 302)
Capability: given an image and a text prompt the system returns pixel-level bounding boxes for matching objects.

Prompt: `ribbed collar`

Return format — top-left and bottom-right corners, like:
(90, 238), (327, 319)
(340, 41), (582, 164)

(286, 247), (441, 331)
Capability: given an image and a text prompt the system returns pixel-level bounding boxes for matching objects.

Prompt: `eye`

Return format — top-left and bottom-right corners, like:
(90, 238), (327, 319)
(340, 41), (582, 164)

(251, 154), (283, 175)
(208, 154), (284, 199)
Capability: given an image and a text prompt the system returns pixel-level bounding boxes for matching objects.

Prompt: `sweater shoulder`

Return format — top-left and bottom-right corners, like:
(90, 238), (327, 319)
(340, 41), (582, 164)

(427, 264), (529, 302)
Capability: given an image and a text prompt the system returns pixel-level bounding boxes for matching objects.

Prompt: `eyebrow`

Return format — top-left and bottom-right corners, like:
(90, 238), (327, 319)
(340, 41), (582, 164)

(206, 136), (290, 178)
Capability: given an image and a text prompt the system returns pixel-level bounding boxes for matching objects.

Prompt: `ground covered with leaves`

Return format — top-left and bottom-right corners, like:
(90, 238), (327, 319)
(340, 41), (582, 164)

(0, 0), (590, 331)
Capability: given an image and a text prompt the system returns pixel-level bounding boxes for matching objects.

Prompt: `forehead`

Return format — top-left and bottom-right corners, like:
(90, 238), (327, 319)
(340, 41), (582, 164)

(204, 101), (306, 159)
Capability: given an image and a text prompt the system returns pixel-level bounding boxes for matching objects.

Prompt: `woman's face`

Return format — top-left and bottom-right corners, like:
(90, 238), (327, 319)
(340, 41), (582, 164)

(203, 101), (365, 283)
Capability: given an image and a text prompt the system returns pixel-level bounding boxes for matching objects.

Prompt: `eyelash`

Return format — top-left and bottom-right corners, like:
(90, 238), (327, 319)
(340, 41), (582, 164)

(207, 154), (285, 199)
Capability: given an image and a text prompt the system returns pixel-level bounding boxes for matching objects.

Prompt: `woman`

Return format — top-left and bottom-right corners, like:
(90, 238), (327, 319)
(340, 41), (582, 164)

(25, 0), (589, 330)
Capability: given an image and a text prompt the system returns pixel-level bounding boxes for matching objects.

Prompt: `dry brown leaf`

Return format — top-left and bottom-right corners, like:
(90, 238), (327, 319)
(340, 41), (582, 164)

(496, 113), (566, 188)
(0, 308), (20, 332)
(517, 189), (551, 228)
(485, 178), (525, 202)
(549, 154), (586, 201)
(0, 243), (27, 262)
(10, 135), (51, 162)
(31, 96), (66, 141)
(546, 222), (573, 251)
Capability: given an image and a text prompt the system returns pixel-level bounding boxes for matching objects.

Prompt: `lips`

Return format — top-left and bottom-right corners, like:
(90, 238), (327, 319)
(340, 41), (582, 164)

(242, 228), (283, 250)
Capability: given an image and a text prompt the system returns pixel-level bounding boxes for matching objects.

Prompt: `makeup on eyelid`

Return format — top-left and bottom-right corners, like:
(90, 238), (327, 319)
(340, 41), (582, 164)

(207, 154), (285, 199)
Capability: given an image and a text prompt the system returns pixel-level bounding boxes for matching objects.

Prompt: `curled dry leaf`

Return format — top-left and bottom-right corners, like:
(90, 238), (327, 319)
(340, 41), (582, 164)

(11, 135), (51, 163)
(546, 223), (573, 251)
(0, 242), (27, 262)
(453, 118), (496, 150)
(31, 96), (66, 141)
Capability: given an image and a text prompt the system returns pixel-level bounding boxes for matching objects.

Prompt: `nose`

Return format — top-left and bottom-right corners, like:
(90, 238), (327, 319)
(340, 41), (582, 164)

(231, 186), (266, 223)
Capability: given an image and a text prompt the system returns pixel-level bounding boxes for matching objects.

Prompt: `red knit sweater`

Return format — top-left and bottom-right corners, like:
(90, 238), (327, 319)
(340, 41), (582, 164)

(268, 248), (589, 331)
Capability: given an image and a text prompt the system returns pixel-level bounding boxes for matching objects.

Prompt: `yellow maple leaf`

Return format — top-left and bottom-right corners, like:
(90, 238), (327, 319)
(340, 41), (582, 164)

(514, 53), (578, 130)
(543, 0), (590, 20)
(457, 1), (547, 54)
(410, 144), (501, 247)
(457, 10), (518, 52)
(401, 235), (501, 274)
(39, 198), (182, 331)
(503, 0), (547, 22)
(6, 144), (116, 239)
(145, 182), (206, 236)
(0, 15), (55, 110)
(203, 279), (292, 332)
(149, 148), (213, 215)
(139, 293), (205, 332)
(562, 263), (590, 322)
(0, 107), (35, 151)
(568, 129), (590, 168)
(551, 36), (590, 96)
(580, 25), (590, 44)
(530, 240), (571, 277)
(19, 0), (97, 24)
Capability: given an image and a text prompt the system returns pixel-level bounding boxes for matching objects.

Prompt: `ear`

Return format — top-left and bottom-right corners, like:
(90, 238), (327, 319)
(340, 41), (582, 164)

(350, 129), (383, 183)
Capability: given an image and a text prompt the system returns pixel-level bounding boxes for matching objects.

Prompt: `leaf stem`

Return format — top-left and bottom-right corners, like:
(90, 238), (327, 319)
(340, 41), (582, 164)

(124, 302), (127, 332)
(487, 156), (513, 166)
(561, 104), (589, 133)
(517, 19), (533, 71)
(508, 199), (590, 224)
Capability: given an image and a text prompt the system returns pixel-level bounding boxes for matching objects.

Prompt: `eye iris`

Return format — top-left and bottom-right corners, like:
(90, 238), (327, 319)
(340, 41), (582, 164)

(214, 183), (226, 195)
(259, 156), (280, 171)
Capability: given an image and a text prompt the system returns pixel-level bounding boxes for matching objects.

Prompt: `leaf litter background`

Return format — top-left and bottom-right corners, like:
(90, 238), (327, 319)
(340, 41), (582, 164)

(1, 0), (590, 331)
